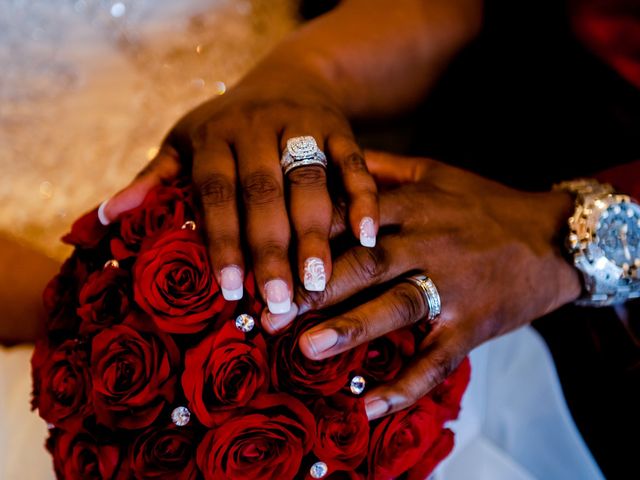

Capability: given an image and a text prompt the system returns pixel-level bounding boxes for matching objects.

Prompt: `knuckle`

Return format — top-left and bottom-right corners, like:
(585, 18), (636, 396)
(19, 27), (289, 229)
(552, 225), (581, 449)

(287, 166), (327, 190)
(391, 284), (428, 325)
(196, 173), (235, 207)
(207, 233), (237, 255)
(191, 122), (218, 150)
(255, 240), (288, 263)
(299, 224), (328, 243)
(242, 170), (283, 206)
(348, 246), (387, 282)
(342, 152), (368, 173)
(333, 314), (368, 346)
(419, 355), (456, 392)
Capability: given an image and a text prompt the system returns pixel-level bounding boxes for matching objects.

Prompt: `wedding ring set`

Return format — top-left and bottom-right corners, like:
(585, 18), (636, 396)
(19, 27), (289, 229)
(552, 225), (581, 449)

(404, 274), (442, 322)
(279, 136), (327, 176)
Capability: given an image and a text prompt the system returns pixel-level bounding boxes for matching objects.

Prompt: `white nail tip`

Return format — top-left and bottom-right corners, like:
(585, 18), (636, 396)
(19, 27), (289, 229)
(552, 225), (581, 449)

(97, 200), (111, 226)
(360, 236), (376, 248)
(221, 286), (243, 301)
(359, 217), (376, 247)
(267, 299), (291, 315)
(304, 257), (326, 291)
(220, 266), (244, 301)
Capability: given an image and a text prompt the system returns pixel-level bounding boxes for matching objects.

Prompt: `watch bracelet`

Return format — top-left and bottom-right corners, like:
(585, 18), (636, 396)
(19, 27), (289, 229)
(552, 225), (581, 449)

(554, 178), (639, 307)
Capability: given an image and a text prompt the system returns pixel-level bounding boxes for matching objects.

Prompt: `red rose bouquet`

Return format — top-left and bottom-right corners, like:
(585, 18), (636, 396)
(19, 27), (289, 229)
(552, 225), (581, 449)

(32, 179), (470, 480)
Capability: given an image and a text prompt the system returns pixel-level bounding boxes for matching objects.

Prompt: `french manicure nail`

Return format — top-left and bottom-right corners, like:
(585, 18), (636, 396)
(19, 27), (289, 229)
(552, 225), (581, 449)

(220, 265), (243, 301)
(98, 200), (111, 226)
(365, 399), (388, 419)
(265, 279), (291, 314)
(307, 329), (338, 356)
(359, 217), (376, 247)
(304, 257), (326, 292)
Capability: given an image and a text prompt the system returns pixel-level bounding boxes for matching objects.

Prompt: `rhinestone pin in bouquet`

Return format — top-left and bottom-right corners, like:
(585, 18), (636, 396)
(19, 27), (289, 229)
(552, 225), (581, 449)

(31, 179), (470, 480)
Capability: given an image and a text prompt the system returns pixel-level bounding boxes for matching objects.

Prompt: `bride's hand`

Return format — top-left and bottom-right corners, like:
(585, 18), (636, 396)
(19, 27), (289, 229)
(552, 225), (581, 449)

(99, 64), (378, 313)
(288, 151), (582, 419)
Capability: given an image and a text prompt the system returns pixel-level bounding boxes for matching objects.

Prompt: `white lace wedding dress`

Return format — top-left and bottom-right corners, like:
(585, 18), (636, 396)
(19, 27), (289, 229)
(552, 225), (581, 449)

(0, 1), (603, 479)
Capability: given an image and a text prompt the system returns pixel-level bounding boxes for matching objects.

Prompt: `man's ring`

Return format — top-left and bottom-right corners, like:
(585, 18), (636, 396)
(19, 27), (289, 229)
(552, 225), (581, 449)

(280, 136), (328, 175)
(404, 274), (441, 321)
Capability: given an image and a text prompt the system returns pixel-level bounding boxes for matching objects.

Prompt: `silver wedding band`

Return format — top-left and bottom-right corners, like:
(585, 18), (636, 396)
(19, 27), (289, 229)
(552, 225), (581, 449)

(280, 136), (327, 176)
(404, 274), (441, 321)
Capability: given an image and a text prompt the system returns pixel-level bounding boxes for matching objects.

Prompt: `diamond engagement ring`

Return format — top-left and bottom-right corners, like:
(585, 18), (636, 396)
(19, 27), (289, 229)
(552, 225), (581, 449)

(280, 136), (328, 175)
(404, 274), (441, 321)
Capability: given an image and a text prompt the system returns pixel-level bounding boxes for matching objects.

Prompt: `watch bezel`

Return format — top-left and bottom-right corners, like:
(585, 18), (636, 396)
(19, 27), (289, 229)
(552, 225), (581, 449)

(569, 194), (639, 290)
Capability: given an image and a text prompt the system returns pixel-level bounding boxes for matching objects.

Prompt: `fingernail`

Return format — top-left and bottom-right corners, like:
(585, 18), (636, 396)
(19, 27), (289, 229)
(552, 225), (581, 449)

(307, 329), (338, 356)
(359, 217), (376, 247)
(262, 303), (298, 332)
(304, 257), (326, 292)
(365, 398), (388, 420)
(220, 265), (243, 301)
(265, 279), (291, 314)
(98, 200), (111, 226)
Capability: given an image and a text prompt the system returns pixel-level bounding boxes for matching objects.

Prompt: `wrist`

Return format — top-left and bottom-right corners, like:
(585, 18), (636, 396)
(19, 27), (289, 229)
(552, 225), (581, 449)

(528, 191), (583, 312)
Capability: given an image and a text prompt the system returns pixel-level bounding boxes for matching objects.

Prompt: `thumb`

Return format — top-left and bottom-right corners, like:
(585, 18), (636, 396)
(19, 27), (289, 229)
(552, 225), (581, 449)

(364, 149), (433, 186)
(99, 146), (181, 225)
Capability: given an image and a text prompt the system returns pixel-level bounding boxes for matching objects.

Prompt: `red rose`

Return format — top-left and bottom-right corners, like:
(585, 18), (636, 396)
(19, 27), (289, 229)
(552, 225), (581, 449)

(364, 328), (415, 383)
(182, 320), (269, 427)
(271, 313), (367, 396)
(197, 394), (315, 480)
(130, 423), (199, 480)
(51, 428), (131, 480)
(77, 266), (130, 335)
(368, 396), (443, 480)
(313, 395), (369, 471)
(430, 357), (471, 422)
(31, 339), (93, 428)
(405, 429), (455, 480)
(133, 229), (229, 334)
(43, 252), (89, 334)
(111, 183), (195, 260)
(91, 313), (180, 429)
(62, 207), (110, 249)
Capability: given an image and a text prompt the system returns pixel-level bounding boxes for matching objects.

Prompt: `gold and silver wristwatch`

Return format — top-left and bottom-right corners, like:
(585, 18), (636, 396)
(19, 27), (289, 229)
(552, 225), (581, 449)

(555, 179), (640, 306)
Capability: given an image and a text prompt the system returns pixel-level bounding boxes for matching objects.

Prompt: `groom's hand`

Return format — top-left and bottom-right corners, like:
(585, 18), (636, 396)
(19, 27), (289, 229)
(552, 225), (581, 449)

(291, 151), (582, 419)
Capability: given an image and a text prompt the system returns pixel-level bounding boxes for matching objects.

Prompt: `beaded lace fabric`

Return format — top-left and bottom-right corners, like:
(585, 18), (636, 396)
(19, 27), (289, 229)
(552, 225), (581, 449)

(0, 0), (296, 260)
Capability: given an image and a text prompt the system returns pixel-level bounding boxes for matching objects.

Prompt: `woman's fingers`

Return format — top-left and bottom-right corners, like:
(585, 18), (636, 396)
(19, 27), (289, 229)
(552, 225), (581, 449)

(299, 276), (432, 360)
(192, 140), (245, 301)
(363, 335), (465, 420)
(280, 131), (333, 295)
(328, 134), (379, 248)
(235, 131), (294, 315)
(100, 146), (181, 225)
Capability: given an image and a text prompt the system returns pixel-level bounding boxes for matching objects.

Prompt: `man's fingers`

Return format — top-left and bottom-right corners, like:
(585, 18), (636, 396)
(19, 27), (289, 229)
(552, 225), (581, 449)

(100, 146), (181, 225)
(364, 149), (434, 185)
(236, 131), (294, 315)
(364, 337), (465, 420)
(192, 140), (245, 301)
(295, 234), (414, 314)
(299, 280), (431, 360)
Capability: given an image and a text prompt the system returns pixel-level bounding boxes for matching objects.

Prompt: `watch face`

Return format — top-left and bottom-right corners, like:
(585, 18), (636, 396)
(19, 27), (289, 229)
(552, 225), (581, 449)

(596, 201), (640, 269)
